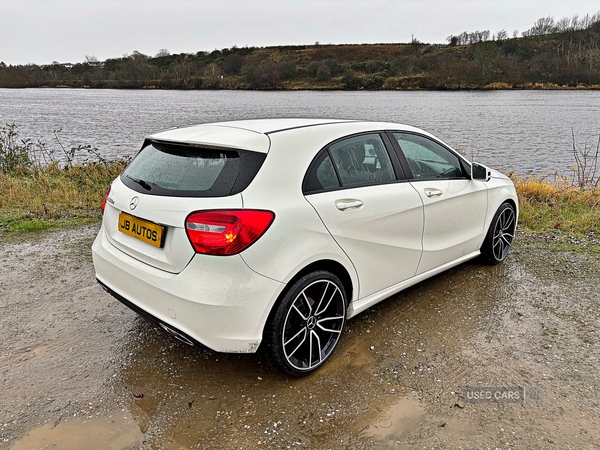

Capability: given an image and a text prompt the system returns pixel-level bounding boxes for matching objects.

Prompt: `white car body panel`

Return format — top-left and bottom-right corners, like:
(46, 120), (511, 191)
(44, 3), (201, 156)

(413, 178), (488, 274)
(147, 124), (272, 153)
(347, 250), (481, 318)
(305, 183), (424, 298)
(238, 199), (359, 291)
(93, 228), (285, 353)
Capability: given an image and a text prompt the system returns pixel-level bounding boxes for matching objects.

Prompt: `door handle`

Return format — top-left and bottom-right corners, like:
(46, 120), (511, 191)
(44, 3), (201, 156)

(424, 188), (443, 198)
(335, 199), (364, 211)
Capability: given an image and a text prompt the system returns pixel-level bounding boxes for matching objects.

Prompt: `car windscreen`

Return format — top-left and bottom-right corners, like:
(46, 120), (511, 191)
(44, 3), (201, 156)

(120, 141), (266, 197)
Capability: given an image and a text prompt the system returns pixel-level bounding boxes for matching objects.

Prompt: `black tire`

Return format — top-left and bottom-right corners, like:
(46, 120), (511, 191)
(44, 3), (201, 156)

(481, 202), (516, 265)
(261, 271), (347, 377)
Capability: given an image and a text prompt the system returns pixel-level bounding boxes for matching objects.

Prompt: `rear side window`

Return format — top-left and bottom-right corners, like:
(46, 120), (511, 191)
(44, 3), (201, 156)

(303, 133), (398, 194)
(329, 134), (396, 187)
(315, 154), (341, 189)
(121, 141), (266, 197)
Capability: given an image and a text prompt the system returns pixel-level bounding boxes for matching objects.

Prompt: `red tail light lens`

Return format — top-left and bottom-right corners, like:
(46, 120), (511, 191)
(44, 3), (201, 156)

(101, 186), (111, 215)
(185, 210), (275, 256)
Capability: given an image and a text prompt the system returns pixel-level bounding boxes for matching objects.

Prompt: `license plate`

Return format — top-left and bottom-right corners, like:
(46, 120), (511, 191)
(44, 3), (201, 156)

(118, 212), (164, 248)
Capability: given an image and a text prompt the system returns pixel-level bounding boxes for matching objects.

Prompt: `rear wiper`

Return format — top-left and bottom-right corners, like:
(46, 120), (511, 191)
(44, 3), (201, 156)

(126, 174), (152, 191)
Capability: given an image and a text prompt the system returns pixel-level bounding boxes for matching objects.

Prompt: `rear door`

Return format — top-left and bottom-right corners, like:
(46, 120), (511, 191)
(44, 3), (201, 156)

(303, 133), (424, 300)
(390, 132), (488, 274)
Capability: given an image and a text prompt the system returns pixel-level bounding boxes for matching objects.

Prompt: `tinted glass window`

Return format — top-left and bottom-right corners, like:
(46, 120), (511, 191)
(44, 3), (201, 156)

(393, 133), (464, 180)
(329, 134), (396, 187)
(121, 141), (265, 197)
(316, 155), (341, 189)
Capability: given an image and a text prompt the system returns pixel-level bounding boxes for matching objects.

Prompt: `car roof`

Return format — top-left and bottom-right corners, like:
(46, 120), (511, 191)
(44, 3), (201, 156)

(145, 118), (427, 153)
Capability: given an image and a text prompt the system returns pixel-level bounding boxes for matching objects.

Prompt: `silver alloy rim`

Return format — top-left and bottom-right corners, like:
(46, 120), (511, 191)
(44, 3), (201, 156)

(282, 279), (345, 371)
(492, 207), (516, 261)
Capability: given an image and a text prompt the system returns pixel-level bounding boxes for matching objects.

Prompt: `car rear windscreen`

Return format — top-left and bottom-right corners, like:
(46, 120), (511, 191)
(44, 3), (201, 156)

(120, 141), (266, 197)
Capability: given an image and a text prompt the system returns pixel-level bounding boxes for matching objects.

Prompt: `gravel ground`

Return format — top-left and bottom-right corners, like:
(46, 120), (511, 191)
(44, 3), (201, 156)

(1, 225), (599, 449)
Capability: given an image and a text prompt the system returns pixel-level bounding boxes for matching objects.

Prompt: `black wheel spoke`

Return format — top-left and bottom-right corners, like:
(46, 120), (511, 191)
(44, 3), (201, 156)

(316, 316), (344, 333)
(284, 327), (306, 349)
(314, 282), (336, 316)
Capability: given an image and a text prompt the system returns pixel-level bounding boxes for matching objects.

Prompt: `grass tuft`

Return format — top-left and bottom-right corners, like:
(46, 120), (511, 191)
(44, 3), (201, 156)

(0, 161), (127, 235)
(514, 177), (600, 235)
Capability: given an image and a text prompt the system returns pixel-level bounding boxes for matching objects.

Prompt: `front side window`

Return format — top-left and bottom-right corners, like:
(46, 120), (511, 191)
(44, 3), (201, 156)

(393, 133), (464, 180)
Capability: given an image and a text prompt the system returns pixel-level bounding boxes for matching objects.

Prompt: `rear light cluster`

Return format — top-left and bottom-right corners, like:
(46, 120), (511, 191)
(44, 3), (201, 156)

(185, 210), (275, 256)
(101, 186), (111, 215)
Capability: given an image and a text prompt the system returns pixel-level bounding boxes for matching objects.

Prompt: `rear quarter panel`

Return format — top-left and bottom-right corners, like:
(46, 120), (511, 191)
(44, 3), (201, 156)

(238, 127), (360, 300)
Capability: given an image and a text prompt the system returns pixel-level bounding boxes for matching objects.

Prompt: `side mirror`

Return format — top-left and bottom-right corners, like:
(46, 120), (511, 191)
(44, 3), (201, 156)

(471, 162), (491, 181)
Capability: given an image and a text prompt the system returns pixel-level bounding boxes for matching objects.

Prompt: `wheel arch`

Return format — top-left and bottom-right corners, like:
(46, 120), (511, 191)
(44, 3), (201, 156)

(288, 259), (354, 303)
(502, 198), (518, 217)
(487, 183), (519, 222)
(480, 198), (517, 264)
(260, 259), (354, 340)
(485, 197), (518, 236)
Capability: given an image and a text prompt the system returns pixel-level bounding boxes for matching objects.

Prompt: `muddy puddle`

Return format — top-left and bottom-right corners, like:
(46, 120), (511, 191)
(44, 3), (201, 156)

(11, 413), (143, 450)
(1, 226), (599, 449)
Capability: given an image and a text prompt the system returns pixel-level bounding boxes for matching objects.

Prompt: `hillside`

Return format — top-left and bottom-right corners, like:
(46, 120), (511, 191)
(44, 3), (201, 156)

(1, 14), (599, 90)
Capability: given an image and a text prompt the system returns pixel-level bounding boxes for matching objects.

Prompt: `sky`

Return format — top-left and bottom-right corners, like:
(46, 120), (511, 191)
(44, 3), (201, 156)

(1, 0), (599, 65)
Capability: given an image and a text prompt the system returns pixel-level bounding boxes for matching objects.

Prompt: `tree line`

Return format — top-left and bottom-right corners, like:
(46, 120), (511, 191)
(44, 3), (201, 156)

(1, 13), (599, 90)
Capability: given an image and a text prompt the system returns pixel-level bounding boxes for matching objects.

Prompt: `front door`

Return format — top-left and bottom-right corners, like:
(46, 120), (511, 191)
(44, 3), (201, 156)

(391, 132), (488, 274)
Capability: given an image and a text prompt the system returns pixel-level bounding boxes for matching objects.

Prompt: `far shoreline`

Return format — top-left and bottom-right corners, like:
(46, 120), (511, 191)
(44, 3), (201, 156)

(5, 82), (600, 91)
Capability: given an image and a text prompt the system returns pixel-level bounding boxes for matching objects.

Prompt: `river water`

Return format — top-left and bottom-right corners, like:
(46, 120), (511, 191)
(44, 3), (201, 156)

(1, 88), (599, 175)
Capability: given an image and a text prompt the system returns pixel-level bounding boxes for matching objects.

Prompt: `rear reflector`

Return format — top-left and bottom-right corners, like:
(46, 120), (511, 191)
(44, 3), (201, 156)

(185, 210), (275, 256)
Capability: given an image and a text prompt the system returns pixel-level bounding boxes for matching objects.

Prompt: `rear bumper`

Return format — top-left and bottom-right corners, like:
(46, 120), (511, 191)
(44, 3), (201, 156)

(92, 225), (285, 353)
(97, 279), (203, 347)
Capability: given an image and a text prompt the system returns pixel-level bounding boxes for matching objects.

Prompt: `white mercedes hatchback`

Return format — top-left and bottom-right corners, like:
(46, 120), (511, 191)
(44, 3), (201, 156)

(92, 118), (518, 376)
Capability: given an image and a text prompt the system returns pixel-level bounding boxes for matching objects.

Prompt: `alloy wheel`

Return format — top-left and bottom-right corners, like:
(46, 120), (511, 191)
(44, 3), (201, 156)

(492, 206), (516, 261)
(282, 279), (345, 372)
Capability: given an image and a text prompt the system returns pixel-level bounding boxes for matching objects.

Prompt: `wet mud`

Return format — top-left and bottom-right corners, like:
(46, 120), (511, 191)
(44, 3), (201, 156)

(1, 226), (599, 449)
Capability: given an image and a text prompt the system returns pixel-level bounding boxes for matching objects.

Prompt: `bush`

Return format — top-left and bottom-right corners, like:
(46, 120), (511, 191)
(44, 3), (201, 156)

(570, 129), (600, 188)
(342, 71), (364, 89)
(0, 124), (33, 173)
(316, 63), (331, 81)
(364, 71), (388, 89)
(0, 124), (129, 233)
(242, 60), (283, 89)
(0, 123), (122, 173)
(515, 177), (600, 234)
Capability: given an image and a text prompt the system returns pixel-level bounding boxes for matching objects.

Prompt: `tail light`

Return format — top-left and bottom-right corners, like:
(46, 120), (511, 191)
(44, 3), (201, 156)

(101, 186), (111, 215)
(185, 210), (275, 256)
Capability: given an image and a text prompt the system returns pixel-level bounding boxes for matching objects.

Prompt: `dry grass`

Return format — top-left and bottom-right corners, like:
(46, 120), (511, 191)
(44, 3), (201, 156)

(0, 161), (126, 233)
(1, 163), (599, 236)
(515, 177), (600, 234)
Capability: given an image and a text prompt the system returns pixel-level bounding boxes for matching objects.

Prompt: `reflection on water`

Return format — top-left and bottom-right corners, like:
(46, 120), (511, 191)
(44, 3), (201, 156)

(1, 88), (599, 175)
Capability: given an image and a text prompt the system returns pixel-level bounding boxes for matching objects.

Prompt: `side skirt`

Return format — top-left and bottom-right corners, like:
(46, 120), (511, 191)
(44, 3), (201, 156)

(346, 250), (480, 319)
